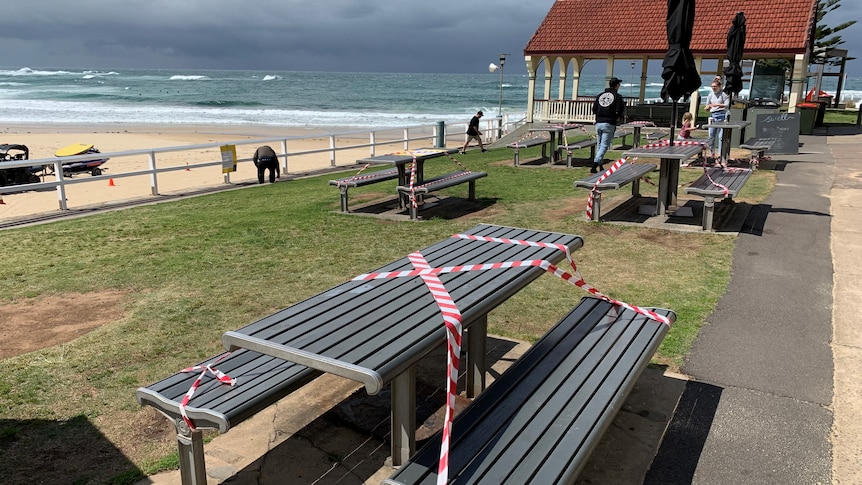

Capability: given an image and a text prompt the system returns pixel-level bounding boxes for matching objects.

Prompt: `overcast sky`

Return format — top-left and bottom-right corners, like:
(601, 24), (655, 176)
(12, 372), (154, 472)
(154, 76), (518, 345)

(1, 0), (859, 76)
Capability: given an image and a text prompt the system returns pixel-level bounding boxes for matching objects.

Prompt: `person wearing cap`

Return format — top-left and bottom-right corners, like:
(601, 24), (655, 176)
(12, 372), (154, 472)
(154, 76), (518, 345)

(591, 77), (626, 173)
(460, 110), (487, 154)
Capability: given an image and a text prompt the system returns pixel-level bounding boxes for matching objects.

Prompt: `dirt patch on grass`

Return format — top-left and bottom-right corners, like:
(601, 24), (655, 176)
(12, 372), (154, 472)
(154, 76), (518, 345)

(0, 290), (128, 359)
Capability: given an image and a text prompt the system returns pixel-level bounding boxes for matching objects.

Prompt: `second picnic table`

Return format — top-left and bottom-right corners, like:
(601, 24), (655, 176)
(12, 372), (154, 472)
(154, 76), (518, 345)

(528, 123), (583, 163)
(356, 148), (458, 207)
(622, 143), (703, 216)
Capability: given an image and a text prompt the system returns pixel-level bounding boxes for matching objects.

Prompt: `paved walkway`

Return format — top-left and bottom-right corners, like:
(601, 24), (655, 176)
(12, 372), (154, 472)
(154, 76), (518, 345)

(646, 127), (862, 484)
(125, 127), (860, 484)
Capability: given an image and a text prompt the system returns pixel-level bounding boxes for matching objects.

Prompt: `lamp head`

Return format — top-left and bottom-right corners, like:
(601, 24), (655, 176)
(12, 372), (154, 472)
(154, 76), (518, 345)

(489, 63), (499, 73)
(499, 54), (506, 66)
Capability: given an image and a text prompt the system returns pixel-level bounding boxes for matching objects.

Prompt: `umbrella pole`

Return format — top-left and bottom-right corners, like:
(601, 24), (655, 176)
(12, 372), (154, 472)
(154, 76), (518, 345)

(669, 100), (677, 144)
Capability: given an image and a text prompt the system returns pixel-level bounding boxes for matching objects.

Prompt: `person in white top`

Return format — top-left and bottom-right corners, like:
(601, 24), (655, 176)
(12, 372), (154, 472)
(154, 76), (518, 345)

(705, 79), (731, 158)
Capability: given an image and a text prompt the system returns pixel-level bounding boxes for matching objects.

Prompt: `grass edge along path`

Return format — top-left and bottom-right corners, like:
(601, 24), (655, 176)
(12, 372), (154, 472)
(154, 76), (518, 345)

(0, 144), (772, 484)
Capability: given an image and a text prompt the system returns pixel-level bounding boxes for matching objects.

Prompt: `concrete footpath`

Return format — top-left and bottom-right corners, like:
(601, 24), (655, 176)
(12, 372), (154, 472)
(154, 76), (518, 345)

(133, 128), (862, 484)
(647, 127), (861, 484)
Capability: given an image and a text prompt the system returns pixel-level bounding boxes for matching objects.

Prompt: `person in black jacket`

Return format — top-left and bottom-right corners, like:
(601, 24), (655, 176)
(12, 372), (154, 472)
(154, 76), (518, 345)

(591, 77), (626, 173)
(460, 111), (487, 154)
(253, 145), (280, 184)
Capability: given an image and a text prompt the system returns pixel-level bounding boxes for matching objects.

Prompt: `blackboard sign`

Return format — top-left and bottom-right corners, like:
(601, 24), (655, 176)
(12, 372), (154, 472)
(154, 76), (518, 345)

(754, 112), (799, 154)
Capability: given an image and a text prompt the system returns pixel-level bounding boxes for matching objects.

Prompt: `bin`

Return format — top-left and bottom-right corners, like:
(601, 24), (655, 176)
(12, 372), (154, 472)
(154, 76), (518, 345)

(815, 96), (833, 127)
(797, 103), (818, 135)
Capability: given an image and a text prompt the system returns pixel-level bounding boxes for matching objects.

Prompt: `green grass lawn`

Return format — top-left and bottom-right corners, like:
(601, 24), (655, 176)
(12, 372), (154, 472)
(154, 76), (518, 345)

(0, 144), (774, 483)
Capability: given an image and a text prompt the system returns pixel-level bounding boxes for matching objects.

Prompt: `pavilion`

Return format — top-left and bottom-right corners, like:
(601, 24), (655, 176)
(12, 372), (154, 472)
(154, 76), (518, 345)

(522, 0), (820, 123)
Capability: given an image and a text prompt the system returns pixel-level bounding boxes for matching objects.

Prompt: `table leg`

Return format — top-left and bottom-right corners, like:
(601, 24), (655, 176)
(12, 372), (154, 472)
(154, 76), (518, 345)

(633, 127), (641, 148)
(397, 162), (426, 209)
(397, 166), (408, 209)
(389, 366), (416, 467)
(656, 157), (681, 216)
(465, 315), (487, 398)
(720, 128), (733, 166)
(657, 159), (670, 216)
(667, 159), (680, 208)
(550, 132), (558, 163)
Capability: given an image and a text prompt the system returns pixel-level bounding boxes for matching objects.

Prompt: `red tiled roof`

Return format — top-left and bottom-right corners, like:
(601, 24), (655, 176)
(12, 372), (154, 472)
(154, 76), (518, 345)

(525, 0), (817, 57)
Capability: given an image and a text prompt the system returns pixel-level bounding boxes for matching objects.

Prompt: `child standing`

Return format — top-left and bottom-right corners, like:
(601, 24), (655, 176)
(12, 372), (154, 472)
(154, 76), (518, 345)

(678, 112), (694, 140)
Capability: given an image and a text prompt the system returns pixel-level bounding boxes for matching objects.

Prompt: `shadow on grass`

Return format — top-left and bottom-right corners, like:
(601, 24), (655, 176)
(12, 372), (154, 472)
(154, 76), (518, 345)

(0, 416), (142, 485)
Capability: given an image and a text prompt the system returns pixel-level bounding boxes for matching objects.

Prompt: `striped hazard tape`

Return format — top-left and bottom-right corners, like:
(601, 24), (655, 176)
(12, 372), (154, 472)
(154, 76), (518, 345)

(177, 353), (235, 430)
(354, 232), (671, 484)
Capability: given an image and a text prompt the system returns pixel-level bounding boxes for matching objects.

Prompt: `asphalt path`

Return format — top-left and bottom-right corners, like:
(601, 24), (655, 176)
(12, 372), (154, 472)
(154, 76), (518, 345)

(646, 133), (838, 484)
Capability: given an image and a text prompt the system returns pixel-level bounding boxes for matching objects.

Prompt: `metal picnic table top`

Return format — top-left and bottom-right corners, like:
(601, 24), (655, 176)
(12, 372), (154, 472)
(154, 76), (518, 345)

(222, 223), (583, 393)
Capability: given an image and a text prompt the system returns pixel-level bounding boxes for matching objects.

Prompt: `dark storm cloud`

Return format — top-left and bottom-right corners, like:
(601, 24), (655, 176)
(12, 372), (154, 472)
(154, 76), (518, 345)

(0, 0), (553, 72)
(3, 1), (858, 74)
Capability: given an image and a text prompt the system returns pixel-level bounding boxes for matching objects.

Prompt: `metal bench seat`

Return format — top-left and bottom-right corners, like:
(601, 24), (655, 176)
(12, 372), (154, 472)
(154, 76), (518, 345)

(396, 171), (488, 219)
(329, 167), (400, 212)
(574, 163), (658, 220)
(739, 137), (776, 169)
(508, 137), (551, 166)
(383, 296), (675, 485)
(136, 350), (320, 483)
(739, 137), (776, 152)
(558, 138), (597, 167)
(684, 167), (753, 230)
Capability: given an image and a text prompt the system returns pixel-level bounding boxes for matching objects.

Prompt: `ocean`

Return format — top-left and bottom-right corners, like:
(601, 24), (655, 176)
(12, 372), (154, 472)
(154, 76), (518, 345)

(1, 67), (860, 131)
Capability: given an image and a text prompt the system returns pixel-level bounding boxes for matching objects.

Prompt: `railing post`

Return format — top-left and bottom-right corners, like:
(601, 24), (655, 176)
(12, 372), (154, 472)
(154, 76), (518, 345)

(329, 135), (337, 167)
(148, 151), (159, 195)
(280, 139), (288, 174)
(370, 132), (376, 156)
(54, 165), (67, 210)
(403, 129), (409, 150)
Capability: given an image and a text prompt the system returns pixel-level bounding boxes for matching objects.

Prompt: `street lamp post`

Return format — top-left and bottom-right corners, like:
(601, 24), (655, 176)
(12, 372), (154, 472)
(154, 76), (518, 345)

(489, 53), (508, 138)
(630, 61), (635, 97)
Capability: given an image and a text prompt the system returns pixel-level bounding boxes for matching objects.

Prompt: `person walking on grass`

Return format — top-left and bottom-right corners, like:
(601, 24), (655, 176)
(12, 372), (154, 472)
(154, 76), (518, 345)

(591, 77), (625, 173)
(460, 110), (487, 154)
(253, 145), (280, 184)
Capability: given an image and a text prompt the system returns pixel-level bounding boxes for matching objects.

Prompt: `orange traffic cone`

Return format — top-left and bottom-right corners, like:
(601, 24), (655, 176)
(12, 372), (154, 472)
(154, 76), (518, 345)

(108, 178), (115, 187)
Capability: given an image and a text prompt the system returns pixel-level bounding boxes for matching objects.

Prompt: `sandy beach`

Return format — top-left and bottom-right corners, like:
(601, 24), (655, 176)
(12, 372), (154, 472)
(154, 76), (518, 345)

(0, 124), (428, 222)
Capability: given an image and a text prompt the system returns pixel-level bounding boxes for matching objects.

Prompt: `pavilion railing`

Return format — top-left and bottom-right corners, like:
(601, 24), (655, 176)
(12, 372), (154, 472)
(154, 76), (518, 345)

(532, 97), (640, 123)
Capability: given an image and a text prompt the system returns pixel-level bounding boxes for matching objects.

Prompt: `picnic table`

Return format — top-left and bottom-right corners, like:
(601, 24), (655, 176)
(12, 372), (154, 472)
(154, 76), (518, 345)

(622, 143), (703, 216)
(220, 223), (584, 466)
(528, 123), (584, 163)
(355, 148), (458, 206)
(620, 121), (656, 148)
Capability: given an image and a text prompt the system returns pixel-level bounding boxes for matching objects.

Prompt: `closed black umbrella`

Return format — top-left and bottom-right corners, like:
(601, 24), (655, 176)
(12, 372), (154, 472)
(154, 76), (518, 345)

(723, 11), (747, 99)
(660, 0), (701, 141)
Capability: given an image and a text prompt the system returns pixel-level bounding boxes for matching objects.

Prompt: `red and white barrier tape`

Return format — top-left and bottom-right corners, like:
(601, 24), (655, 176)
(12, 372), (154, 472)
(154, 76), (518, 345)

(449, 233), (671, 326)
(585, 157), (629, 220)
(407, 252), (462, 484)
(354, 232), (671, 484)
(178, 354), (235, 430)
(406, 152), (473, 209)
(335, 163), (373, 187)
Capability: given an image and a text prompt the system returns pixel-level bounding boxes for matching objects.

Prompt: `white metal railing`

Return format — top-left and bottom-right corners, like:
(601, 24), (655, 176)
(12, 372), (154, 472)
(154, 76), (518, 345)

(1, 122), (507, 210)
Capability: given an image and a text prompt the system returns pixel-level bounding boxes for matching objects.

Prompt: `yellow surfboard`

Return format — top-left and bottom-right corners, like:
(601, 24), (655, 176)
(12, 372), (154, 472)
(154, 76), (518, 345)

(54, 143), (94, 157)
